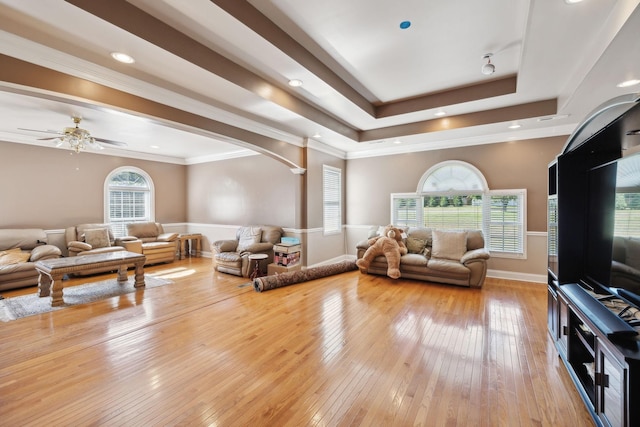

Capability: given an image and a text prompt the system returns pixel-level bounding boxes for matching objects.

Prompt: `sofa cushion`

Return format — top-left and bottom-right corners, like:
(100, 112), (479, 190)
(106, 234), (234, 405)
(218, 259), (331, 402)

(0, 248), (31, 265)
(30, 245), (62, 262)
(400, 253), (429, 266)
(406, 237), (427, 255)
(432, 230), (467, 261)
(238, 227), (262, 251)
(84, 228), (111, 249)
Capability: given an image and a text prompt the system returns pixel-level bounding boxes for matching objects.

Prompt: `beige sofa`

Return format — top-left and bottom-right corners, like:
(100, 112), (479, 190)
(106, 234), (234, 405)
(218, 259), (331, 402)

(120, 222), (178, 265)
(356, 227), (490, 288)
(212, 225), (283, 277)
(0, 229), (62, 291)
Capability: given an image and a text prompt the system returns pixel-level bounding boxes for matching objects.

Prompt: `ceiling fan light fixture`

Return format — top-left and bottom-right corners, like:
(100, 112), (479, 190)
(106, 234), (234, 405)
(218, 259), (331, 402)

(481, 53), (495, 75)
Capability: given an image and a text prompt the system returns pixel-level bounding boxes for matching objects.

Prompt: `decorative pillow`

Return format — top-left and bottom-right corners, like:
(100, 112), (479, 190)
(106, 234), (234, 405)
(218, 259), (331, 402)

(406, 237), (427, 254)
(237, 227), (262, 252)
(431, 230), (467, 261)
(0, 248), (31, 265)
(83, 228), (111, 249)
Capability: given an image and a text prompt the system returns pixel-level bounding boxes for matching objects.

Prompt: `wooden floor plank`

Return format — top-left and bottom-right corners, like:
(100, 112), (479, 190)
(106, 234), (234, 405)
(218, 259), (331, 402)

(0, 259), (594, 426)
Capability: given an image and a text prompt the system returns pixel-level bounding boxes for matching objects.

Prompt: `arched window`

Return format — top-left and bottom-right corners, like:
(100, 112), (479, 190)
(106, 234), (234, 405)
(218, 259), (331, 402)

(392, 160), (526, 258)
(104, 167), (154, 237)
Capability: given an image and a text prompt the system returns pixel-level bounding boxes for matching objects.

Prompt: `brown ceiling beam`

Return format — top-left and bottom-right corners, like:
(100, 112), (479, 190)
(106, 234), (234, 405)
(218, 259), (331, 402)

(210, 0), (376, 117)
(63, 0), (359, 142)
(360, 99), (558, 142)
(375, 76), (518, 118)
(0, 54), (305, 169)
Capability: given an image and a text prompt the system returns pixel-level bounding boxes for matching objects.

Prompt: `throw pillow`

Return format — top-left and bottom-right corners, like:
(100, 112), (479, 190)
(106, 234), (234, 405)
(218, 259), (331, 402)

(237, 227), (262, 252)
(84, 228), (111, 249)
(0, 248), (31, 265)
(431, 230), (467, 261)
(406, 237), (427, 254)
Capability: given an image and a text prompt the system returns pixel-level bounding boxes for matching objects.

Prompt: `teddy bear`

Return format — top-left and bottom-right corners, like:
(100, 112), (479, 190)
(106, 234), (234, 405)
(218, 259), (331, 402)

(356, 225), (408, 279)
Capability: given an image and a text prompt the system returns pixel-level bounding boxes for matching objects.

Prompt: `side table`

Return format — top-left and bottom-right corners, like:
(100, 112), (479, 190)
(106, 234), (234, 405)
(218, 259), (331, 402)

(248, 253), (268, 281)
(178, 233), (202, 259)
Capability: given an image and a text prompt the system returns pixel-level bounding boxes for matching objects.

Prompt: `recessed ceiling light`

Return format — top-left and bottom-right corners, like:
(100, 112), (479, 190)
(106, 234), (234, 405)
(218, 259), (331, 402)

(312, 132), (321, 138)
(434, 110), (446, 117)
(393, 139), (402, 144)
(564, 0), (584, 4)
(617, 79), (640, 88)
(150, 145), (160, 149)
(508, 123), (521, 129)
(110, 52), (135, 64)
(288, 79), (303, 87)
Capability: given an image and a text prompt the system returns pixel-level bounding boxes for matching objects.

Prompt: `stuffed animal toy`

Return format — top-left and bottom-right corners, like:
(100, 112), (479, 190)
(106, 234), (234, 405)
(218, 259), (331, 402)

(356, 225), (408, 279)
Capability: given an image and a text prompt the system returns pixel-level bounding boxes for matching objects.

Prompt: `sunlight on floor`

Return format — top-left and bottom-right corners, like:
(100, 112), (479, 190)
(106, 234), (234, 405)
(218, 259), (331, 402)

(148, 267), (197, 280)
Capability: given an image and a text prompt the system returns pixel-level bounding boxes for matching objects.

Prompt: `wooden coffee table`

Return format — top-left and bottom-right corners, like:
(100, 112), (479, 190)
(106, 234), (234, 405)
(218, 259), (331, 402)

(35, 251), (147, 307)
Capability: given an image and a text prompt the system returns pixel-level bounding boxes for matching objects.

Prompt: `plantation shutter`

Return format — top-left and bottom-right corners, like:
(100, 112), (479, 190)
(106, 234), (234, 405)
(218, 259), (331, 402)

(106, 169), (152, 237)
(484, 190), (526, 255)
(323, 165), (342, 234)
(391, 195), (422, 227)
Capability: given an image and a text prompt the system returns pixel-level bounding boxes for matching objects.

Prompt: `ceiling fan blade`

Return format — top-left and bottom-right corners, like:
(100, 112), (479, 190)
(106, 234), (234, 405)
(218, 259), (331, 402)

(94, 137), (127, 147)
(18, 127), (63, 135)
(37, 137), (60, 141)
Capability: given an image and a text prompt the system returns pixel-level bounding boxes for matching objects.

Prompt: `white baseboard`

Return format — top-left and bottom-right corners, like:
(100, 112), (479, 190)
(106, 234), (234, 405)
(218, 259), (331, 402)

(486, 269), (546, 284)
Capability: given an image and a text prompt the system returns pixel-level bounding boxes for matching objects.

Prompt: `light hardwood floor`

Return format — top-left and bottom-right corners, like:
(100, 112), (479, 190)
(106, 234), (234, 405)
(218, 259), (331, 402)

(0, 258), (594, 426)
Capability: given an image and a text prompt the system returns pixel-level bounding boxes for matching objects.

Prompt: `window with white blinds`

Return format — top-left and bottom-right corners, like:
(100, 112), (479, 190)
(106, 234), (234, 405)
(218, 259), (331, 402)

(391, 161), (527, 258)
(323, 165), (342, 234)
(104, 167), (154, 237)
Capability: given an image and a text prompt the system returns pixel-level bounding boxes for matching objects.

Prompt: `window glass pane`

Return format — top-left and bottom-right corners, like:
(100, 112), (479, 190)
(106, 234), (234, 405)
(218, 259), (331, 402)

(423, 195), (483, 229)
(323, 165), (342, 234)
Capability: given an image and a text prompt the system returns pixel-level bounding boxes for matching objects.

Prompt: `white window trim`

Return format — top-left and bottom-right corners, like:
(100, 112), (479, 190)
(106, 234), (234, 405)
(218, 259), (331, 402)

(104, 166), (155, 233)
(322, 164), (342, 236)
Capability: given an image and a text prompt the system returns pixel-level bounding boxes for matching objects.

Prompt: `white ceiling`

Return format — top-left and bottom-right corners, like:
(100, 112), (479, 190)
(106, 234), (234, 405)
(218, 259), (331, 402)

(0, 0), (639, 164)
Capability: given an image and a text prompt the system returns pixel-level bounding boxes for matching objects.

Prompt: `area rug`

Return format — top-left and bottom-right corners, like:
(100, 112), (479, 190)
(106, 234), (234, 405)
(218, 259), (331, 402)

(0, 275), (173, 322)
(253, 260), (358, 292)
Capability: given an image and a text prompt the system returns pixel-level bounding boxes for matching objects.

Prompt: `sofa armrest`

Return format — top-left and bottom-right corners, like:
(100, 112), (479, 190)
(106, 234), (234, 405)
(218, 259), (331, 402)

(461, 248), (490, 264)
(212, 239), (238, 254)
(240, 242), (275, 254)
(356, 239), (371, 250)
(116, 235), (139, 242)
(68, 240), (92, 251)
(29, 244), (62, 262)
(157, 232), (179, 242)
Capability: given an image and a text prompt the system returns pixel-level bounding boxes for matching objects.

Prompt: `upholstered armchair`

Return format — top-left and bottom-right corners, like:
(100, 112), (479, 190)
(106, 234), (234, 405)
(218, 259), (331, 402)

(212, 225), (283, 277)
(119, 222), (178, 265)
(64, 223), (131, 275)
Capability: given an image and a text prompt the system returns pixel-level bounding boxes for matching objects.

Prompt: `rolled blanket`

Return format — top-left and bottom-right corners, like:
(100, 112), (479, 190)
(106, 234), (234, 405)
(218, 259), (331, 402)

(253, 260), (358, 292)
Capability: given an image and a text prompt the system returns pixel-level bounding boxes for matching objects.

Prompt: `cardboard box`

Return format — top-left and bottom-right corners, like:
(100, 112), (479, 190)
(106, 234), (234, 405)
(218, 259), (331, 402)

(267, 263), (301, 275)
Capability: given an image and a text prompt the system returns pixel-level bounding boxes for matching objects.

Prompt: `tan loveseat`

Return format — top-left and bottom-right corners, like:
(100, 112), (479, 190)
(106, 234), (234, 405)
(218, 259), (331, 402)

(120, 222), (178, 265)
(356, 227), (490, 288)
(0, 229), (62, 291)
(212, 225), (283, 277)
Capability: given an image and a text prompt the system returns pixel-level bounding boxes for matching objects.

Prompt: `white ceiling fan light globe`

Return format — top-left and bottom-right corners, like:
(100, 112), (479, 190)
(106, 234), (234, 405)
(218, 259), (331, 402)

(481, 62), (495, 75)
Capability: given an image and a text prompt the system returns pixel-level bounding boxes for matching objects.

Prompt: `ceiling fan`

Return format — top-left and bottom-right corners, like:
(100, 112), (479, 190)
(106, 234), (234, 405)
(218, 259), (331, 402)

(19, 116), (127, 153)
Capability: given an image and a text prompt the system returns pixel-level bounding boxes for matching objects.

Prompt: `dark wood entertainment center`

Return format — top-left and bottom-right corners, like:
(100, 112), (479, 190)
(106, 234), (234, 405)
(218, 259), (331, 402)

(548, 93), (640, 427)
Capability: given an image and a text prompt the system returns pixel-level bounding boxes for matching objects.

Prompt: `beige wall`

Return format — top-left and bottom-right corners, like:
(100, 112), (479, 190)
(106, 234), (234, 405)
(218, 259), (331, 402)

(346, 136), (565, 232)
(0, 141), (186, 229)
(186, 153), (298, 228)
